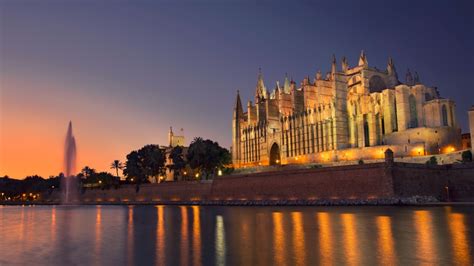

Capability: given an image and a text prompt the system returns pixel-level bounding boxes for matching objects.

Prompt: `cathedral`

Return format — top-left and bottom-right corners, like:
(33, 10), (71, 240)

(232, 52), (461, 167)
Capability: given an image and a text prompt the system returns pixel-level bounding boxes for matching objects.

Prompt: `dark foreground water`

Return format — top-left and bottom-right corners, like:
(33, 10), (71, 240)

(0, 205), (473, 265)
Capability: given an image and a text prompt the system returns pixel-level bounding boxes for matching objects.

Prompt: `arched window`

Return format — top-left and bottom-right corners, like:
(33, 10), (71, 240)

(409, 94), (418, 128)
(442, 105), (448, 126)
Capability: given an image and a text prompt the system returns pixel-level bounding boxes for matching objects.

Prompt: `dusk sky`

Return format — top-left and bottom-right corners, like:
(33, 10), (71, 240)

(1, 0), (473, 178)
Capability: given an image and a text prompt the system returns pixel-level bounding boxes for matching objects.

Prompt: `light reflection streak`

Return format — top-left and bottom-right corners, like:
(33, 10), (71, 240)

(95, 206), (102, 258)
(341, 213), (359, 266)
(414, 210), (435, 264)
(215, 215), (226, 266)
(317, 212), (333, 265)
(291, 212), (305, 266)
(180, 206), (189, 265)
(376, 216), (396, 265)
(51, 207), (56, 243)
(156, 206), (165, 266)
(446, 208), (471, 265)
(192, 206), (201, 266)
(127, 206), (134, 266)
(272, 212), (286, 266)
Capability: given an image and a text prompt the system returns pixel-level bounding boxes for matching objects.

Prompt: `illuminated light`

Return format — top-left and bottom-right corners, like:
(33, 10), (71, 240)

(131, 178), (134, 182)
(1, 193), (4, 196)
(195, 173), (200, 178)
(29, 193), (32, 196)
(52, 186), (55, 189)
(98, 180), (102, 184)
(22, 193), (26, 197)
(192, 206), (202, 266)
(295, 156), (299, 161)
(183, 171), (187, 175)
(218, 169), (223, 176)
(122, 199), (130, 202)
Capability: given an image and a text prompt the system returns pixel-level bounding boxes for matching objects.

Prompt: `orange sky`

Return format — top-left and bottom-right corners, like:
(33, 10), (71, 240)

(0, 76), (176, 179)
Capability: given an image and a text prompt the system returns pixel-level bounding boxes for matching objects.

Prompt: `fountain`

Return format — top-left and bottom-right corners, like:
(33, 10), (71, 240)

(61, 121), (78, 204)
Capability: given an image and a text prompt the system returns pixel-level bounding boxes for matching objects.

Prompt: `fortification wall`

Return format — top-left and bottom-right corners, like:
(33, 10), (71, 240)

(210, 163), (393, 200)
(391, 163), (474, 201)
(43, 162), (473, 205)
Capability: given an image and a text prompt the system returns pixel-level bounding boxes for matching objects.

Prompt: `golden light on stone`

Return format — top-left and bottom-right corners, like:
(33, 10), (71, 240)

(232, 53), (461, 168)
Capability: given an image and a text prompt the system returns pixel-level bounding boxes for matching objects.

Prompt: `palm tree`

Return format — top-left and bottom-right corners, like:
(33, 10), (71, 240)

(110, 160), (124, 180)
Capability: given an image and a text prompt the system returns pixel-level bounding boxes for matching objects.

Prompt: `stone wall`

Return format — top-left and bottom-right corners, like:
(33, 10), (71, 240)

(391, 163), (474, 201)
(210, 163), (393, 200)
(45, 162), (473, 205)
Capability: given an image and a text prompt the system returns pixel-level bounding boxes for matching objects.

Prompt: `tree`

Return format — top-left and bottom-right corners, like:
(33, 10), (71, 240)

(168, 146), (186, 181)
(110, 160), (124, 180)
(186, 137), (232, 179)
(124, 145), (166, 188)
(426, 156), (438, 165)
(461, 150), (472, 163)
(81, 166), (96, 179)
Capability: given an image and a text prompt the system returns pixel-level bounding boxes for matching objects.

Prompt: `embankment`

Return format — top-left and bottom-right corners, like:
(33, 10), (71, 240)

(37, 161), (474, 205)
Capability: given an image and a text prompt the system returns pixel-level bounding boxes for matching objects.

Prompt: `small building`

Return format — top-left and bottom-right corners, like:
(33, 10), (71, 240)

(158, 127), (188, 182)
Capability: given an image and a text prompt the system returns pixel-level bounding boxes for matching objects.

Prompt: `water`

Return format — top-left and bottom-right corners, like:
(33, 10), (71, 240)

(0, 205), (472, 265)
(62, 121), (77, 203)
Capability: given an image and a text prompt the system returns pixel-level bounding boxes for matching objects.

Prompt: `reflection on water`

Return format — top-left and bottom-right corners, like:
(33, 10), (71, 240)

(446, 207), (472, 266)
(376, 216), (397, 265)
(215, 215), (225, 266)
(291, 212), (305, 266)
(317, 212), (333, 265)
(156, 206), (164, 266)
(414, 210), (436, 264)
(341, 213), (359, 266)
(272, 212), (285, 266)
(0, 205), (472, 265)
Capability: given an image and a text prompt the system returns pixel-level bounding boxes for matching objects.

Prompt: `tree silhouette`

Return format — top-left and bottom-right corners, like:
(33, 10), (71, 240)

(110, 160), (124, 180)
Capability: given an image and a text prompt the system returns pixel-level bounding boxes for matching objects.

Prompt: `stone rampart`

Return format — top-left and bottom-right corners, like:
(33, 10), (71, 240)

(42, 162), (474, 205)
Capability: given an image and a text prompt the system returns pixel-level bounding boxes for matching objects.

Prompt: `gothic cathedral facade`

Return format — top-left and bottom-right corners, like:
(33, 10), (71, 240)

(232, 52), (461, 167)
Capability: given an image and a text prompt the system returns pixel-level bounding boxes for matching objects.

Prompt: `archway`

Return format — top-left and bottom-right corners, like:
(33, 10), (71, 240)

(269, 143), (281, 166)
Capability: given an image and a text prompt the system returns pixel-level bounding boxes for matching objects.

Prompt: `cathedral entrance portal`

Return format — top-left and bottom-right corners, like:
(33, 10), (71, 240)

(269, 143), (281, 166)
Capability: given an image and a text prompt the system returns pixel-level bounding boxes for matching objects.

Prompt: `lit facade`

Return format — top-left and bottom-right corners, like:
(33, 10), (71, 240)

(232, 52), (461, 167)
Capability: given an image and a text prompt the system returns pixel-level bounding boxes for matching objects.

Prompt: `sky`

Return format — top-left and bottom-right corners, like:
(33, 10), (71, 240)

(0, 0), (473, 178)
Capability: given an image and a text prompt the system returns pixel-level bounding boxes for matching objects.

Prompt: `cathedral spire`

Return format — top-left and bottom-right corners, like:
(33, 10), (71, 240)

(405, 69), (414, 85)
(414, 71), (420, 84)
(255, 68), (267, 101)
(358, 50), (368, 67)
(387, 57), (397, 77)
(341, 56), (349, 72)
(283, 73), (290, 93)
(331, 54), (337, 75)
(234, 90), (243, 117)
